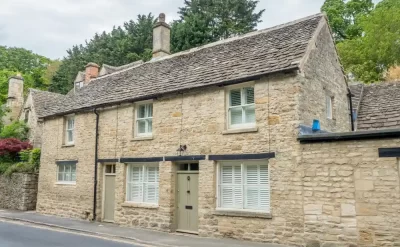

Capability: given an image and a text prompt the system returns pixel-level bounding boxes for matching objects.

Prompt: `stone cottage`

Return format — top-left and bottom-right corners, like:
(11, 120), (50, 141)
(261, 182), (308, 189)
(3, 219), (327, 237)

(35, 12), (400, 247)
(2, 74), (66, 147)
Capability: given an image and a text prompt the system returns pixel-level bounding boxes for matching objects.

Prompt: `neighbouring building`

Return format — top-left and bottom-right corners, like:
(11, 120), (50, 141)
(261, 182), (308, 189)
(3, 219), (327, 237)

(35, 13), (400, 247)
(1, 74), (67, 147)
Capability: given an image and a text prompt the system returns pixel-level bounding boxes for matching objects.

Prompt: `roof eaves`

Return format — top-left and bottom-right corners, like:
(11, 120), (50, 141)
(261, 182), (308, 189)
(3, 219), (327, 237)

(43, 66), (299, 119)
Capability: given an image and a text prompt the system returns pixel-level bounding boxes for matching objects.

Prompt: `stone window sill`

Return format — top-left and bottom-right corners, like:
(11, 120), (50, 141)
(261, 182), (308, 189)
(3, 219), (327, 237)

(55, 182), (76, 186)
(61, 144), (75, 148)
(122, 202), (159, 209)
(131, 136), (154, 141)
(222, 127), (258, 135)
(213, 209), (272, 219)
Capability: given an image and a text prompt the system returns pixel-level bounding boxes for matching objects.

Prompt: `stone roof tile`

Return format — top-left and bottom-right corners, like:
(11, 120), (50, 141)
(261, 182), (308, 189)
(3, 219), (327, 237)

(43, 13), (324, 117)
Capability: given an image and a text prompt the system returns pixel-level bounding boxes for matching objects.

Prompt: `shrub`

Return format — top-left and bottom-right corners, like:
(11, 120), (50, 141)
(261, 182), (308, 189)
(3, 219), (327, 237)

(0, 162), (12, 174)
(0, 121), (29, 140)
(0, 138), (32, 160)
(4, 162), (36, 177)
(31, 148), (41, 168)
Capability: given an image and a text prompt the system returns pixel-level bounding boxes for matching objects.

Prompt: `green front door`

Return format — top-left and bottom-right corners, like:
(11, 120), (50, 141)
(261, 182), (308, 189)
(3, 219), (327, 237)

(103, 164), (116, 222)
(177, 173), (199, 233)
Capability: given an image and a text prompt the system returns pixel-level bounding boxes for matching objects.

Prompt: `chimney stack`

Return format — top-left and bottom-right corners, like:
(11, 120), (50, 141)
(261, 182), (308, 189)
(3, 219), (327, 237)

(84, 62), (100, 84)
(153, 13), (171, 59)
(4, 74), (24, 124)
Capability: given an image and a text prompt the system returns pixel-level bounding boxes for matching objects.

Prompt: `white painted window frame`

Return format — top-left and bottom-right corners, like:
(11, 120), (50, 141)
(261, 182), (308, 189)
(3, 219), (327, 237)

(126, 163), (159, 205)
(225, 82), (256, 130)
(216, 160), (270, 213)
(56, 163), (76, 185)
(65, 115), (75, 145)
(134, 101), (153, 137)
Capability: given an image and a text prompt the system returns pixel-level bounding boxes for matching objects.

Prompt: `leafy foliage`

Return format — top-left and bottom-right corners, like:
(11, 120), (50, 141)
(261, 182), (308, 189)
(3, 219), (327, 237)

(0, 138), (32, 159)
(0, 121), (29, 140)
(321, 0), (374, 42)
(3, 148), (41, 176)
(171, 0), (265, 52)
(323, 0), (400, 83)
(335, 0), (400, 82)
(0, 46), (55, 106)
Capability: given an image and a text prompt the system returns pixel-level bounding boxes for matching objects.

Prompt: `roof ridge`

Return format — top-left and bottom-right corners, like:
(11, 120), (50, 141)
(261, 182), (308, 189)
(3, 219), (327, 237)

(89, 13), (323, 83)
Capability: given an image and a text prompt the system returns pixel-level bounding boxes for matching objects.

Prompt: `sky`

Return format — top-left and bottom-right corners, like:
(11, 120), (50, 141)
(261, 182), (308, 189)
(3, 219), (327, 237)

(0, 0), (381, 59)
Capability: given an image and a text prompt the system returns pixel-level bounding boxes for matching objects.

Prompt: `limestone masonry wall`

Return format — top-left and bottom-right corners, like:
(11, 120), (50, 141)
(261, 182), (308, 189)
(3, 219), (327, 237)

(0, 173), (38, 211)
(300, 139), (400, 247)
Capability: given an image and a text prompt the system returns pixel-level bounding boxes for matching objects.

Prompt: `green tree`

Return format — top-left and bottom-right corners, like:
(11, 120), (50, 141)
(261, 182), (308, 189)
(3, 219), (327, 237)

(336, 0), (400, 82)
(171, 0), (265, 52)
(321, 0), (374, 41)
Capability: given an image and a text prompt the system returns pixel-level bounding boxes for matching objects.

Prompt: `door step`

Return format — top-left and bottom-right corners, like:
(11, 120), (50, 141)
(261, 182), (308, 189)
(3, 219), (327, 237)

(175, 229), (199, 235)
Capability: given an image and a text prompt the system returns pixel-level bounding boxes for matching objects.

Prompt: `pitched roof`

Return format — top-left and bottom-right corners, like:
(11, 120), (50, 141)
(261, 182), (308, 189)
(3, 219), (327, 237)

(43, 13), (325, 117)
(29, 89), (67, 118)
(353, 82), (400, 131)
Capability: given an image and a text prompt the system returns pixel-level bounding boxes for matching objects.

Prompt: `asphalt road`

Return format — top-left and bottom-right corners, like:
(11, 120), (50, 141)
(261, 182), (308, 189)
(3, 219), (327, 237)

(0, 221), (140, 247)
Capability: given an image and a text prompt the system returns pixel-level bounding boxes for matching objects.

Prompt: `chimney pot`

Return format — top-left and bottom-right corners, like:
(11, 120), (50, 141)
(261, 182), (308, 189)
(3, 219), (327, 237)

(159, 13), (166, 23)
(84, 62), (100, 84)
(153, 13), (171, 59)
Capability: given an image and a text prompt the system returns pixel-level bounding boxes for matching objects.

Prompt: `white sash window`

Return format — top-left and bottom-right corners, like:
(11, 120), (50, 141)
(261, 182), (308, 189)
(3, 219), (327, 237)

(136, 103), (153, 136)
(127, 164), (159, 204)
(65, 115), (75, 145)
(218, 161), (270, 212)
(228, 86), (255, 129)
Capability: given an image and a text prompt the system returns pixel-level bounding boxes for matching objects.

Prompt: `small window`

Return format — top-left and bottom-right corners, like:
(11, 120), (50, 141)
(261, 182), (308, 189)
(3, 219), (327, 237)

(24, 110), (30, 123)
(227, 86), (255, 129)
(135, 103), (153, 137)
(105, 164), (116, 174)
(326, 96), (333, 119)
(178, 163), (199, 171)
(126, 164), (159, 204)
(218, 161), (270, 212)
(57, 163), (76, 184)
(75, 81), (83, 92)
(65, 115), (75, 145)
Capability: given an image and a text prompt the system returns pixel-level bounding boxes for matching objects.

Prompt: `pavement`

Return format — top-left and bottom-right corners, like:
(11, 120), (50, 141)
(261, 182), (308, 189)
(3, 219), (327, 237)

(0, 210), (285, 247)
(0, 221), (139, 247)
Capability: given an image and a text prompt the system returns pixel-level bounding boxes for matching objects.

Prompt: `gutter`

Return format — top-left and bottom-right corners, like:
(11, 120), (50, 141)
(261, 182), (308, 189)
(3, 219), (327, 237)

(42, 67), (299, 119)
(298, 128), (400, 143)
(92, 109), (100, 221)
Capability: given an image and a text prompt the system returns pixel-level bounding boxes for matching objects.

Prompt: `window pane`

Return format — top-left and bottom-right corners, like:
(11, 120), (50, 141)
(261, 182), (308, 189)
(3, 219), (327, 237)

(230, 108), (243, 125)
(246, 165), (259, 184)
(245, 87), (254, 104)
(58, 172), (64, 181)
(144, 184), (158, 203)
(147, 104), (153, 118)
(68, 130), (74, 142)
(230, 89), (242, 107)
(146, 167), (158, 183)
(128, 184), (143, 202)
(137, 120), (147, 134)
(244, 105), (255, 124)
(138, 105), (146, 118)
(68, 118), (74, 129)
(147, 119), (152, 133)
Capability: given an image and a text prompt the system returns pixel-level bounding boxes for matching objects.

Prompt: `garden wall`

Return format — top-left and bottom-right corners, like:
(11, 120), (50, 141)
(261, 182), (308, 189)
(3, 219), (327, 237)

(0, 173), (38, 210)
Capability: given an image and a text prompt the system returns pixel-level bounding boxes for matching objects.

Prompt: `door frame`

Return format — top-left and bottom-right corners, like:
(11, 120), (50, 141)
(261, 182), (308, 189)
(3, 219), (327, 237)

(175, 165), (199, 234)
(102, 163), (116, 222)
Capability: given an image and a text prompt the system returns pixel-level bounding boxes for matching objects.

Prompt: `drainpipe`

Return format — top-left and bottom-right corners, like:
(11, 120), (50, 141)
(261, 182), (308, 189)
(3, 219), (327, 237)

(92, 108), (100, 221)
(347, 89), (355, 131)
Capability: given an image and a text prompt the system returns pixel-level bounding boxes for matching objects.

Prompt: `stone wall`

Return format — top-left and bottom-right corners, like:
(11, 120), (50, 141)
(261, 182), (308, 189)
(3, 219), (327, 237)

(299, 19), (350, 132)
(0, 173), (38, 211)
(300, 139), (400, 247)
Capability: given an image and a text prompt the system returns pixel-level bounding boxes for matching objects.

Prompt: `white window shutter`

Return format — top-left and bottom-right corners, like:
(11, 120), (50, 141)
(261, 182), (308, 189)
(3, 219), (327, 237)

(144, 166), (159, 203)
(129, 166), (143, 202)
(220, 165), (242, 208)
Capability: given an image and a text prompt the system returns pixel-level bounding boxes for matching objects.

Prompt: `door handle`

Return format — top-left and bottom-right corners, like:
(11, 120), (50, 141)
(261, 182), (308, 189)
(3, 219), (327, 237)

(187, 190), (190, 194)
